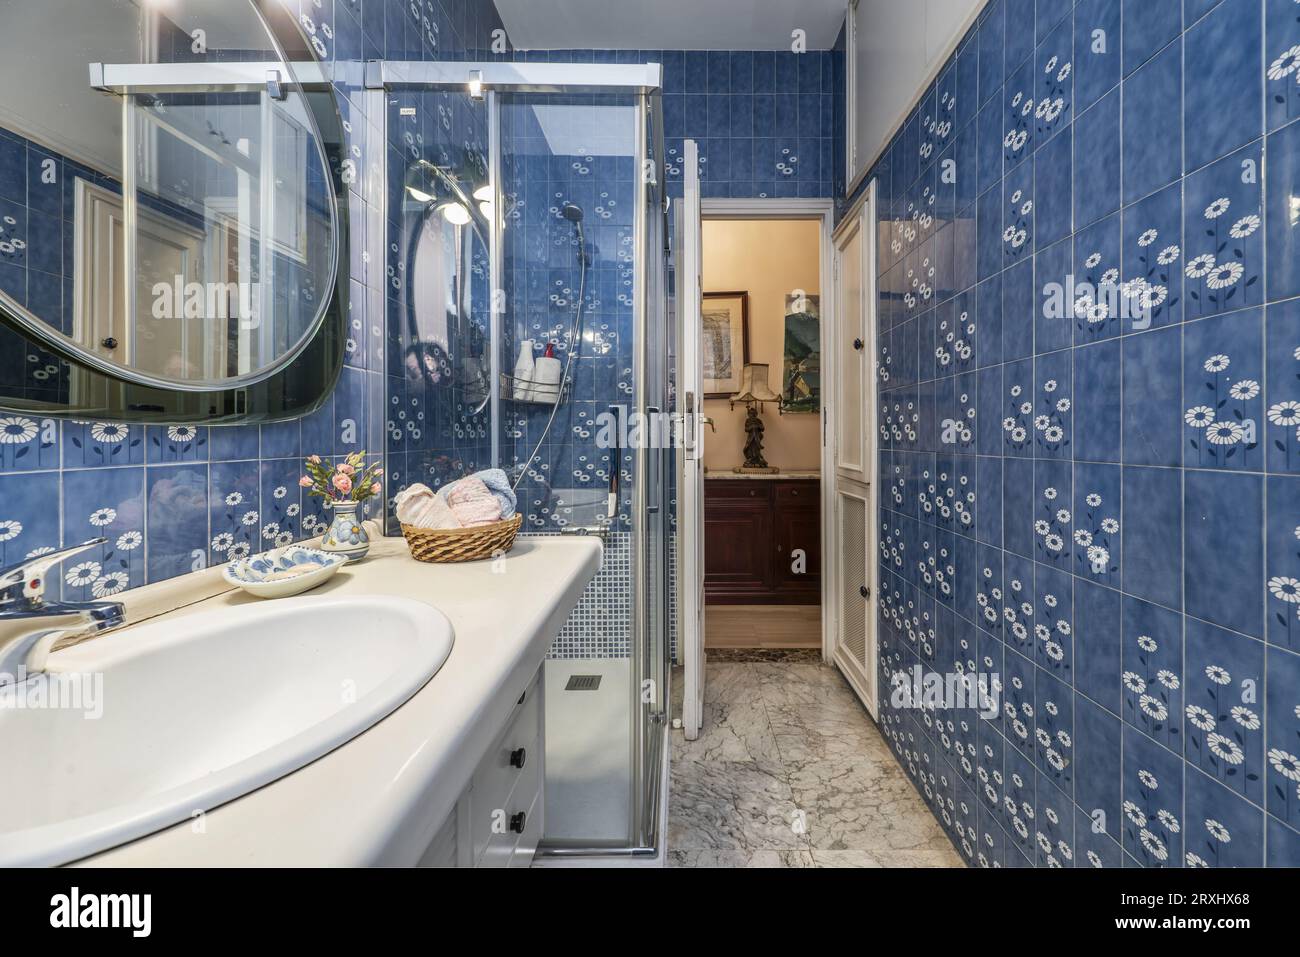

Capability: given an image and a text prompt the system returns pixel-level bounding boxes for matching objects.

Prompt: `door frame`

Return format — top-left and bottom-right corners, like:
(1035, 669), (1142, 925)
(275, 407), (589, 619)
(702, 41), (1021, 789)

(828, 178), (880, 715)
(696, 197), (836, 662)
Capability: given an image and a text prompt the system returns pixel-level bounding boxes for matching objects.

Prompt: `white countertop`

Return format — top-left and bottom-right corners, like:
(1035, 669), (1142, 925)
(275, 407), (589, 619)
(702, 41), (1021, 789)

(72, 533), (602, 867)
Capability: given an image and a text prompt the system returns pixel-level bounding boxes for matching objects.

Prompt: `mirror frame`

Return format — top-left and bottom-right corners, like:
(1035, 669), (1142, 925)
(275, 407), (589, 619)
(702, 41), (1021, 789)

(0, 0), (348, 423)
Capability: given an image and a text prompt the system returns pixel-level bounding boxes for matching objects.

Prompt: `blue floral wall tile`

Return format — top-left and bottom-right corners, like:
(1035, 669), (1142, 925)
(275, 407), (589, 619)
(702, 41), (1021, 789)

(1183, 146), (1263, 321)
(61, 421), (144, 468)
(1004, 60), (1038, 170)
(0, 413), (58, 472)
(1073, 462), (1122, 584)
(1072, 210), (1123, 343)
(1034, 459), (1072, 567)
(1121, 182), (1184, 330)
(0, 471), (59, 567)
(1265, 0), (1300, 133)
(1184, 617), (1265, 803)
(1035, 769), (1074, 865)
(1265, 301), (1300, 472)
(1265, 645), (1300, 829)
(1122, 595), (1184, 751)
(146, 425), (207, 464)
(1266, 476), (1300, 653)
(61, 467), (145, 599)
(1183, 313), (1267, 453)
(1122, 726), (1184, 866)
(1185, 767), (1264, 866)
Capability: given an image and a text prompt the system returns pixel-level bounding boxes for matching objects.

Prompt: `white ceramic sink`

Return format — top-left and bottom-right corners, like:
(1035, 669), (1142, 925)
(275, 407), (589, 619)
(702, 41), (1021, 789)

(0, 594), (453, 867)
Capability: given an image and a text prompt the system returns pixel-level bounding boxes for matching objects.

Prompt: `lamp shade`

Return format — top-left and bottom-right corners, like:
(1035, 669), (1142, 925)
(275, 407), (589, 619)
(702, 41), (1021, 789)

(731, 363), (781, 404)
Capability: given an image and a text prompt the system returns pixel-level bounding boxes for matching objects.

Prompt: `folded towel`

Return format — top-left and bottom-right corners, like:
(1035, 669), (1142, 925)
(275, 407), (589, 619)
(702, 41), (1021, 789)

(393, 483), (436, 526)
(444, 476), (503, 527)
(394, 482), (463, 529)
(427, 494), (462, 529)
(474, 468), (517, 519)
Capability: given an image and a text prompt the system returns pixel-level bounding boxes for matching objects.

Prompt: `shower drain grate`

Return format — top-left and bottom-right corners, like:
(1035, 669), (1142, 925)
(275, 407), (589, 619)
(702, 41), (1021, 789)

(564, 674), (602, 691)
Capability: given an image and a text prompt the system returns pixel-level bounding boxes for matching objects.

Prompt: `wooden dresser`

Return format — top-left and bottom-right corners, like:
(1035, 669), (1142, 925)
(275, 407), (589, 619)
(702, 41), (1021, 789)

(703, 474), (821, 605)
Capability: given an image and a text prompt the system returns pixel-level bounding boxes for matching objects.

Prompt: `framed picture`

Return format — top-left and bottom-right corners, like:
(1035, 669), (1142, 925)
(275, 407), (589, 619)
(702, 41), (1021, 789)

(702, 291), (750, 398)
(782, 292), (820, 413)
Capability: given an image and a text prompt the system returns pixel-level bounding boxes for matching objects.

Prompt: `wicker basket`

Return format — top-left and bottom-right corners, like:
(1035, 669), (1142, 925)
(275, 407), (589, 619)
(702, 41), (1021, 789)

(400, 512), (523, 563)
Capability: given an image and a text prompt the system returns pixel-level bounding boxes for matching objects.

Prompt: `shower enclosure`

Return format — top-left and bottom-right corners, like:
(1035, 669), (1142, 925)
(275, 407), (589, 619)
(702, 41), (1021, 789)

(376, 61), (672, 859)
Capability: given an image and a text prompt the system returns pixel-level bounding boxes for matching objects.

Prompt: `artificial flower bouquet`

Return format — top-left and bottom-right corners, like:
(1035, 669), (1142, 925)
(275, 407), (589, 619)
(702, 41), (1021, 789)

(300, 451), (383, 504)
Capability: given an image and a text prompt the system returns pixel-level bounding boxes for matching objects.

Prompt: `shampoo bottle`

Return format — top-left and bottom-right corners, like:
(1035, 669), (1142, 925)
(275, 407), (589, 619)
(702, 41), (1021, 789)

(532, 341), (563, 405)
(512, 339), (535, 401)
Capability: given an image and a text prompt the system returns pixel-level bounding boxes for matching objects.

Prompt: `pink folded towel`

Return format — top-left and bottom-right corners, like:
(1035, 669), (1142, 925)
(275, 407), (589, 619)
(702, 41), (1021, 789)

(443, 476), (503, 527)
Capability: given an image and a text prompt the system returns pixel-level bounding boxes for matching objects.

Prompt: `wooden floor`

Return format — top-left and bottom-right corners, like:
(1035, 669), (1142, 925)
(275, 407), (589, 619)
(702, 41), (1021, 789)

(704, 604), (821, 649)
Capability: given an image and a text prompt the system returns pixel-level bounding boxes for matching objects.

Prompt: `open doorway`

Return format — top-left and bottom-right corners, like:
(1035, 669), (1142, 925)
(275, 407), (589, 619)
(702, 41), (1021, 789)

(672, 186), (840, 749)
(699, 217), (824, 654)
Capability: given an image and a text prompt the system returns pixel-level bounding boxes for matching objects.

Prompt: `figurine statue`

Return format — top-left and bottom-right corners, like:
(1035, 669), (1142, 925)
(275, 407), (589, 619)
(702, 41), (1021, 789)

(742, 402), (768, 469)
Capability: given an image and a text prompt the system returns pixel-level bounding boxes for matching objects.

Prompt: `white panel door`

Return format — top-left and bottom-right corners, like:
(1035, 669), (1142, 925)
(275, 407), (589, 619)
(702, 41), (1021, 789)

(834, 485), (875, 716)
(677, 139), (706, 741)
(830, 185), (878, 719)
(835, 212), (868, 485)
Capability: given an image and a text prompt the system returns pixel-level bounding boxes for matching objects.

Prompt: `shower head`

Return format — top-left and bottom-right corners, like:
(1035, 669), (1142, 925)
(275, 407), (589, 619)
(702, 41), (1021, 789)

(561, 202), (584, 223)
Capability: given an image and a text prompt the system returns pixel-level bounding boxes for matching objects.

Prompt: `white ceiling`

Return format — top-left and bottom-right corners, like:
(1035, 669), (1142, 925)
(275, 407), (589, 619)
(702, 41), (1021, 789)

(493, 0), (849, 51)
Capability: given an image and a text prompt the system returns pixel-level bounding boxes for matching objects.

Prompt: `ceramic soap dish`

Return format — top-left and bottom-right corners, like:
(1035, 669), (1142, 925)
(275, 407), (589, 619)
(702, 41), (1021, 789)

(222, 545), (348, 599)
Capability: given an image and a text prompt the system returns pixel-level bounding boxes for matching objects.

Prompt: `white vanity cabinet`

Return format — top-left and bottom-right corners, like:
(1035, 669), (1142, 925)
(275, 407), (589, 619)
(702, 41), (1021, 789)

(418, 669), (545, 868)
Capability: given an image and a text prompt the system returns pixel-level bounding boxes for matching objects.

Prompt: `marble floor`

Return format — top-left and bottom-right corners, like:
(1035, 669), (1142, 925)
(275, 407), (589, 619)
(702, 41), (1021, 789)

(668, 655), (964, 868)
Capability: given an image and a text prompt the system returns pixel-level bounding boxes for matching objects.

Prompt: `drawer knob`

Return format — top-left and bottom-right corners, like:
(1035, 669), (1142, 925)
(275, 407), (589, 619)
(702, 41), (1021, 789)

(509, 811), (527, 834)
(510, 747), (527, 769)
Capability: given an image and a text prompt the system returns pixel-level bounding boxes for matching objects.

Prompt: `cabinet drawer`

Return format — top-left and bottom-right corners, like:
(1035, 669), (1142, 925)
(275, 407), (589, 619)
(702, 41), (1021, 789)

(506, 787), (544, 867)
(775, 481), (818, 510)
(704, 480), (771, 501)
(470, 673), (543, 867)
(472, 727), (542, 868)
(472, 678), (541, 821)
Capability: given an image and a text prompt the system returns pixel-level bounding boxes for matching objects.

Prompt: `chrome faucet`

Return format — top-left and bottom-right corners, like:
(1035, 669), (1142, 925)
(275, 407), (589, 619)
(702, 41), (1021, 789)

(0, 539), (126, 688)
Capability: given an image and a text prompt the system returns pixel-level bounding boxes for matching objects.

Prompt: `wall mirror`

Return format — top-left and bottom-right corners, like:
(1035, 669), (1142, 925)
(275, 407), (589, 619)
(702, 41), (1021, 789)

(396, 157), (492, 417)
(0, 0), (346, 420)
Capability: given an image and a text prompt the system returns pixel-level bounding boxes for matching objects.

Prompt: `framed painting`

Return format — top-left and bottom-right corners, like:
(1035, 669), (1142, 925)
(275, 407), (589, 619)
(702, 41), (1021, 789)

(702, 291), (749, 398)
(782, 292), (820, 413)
